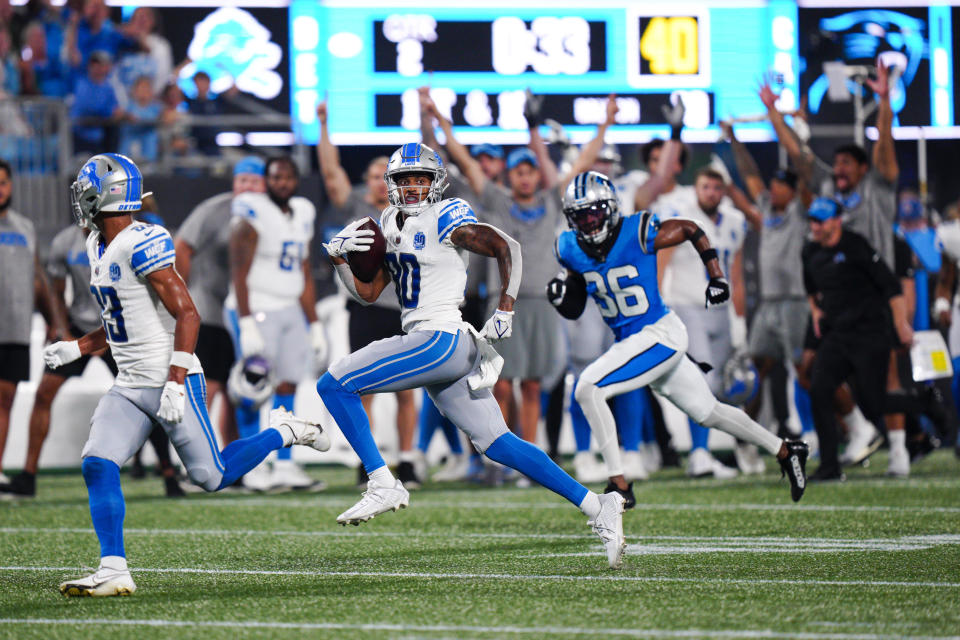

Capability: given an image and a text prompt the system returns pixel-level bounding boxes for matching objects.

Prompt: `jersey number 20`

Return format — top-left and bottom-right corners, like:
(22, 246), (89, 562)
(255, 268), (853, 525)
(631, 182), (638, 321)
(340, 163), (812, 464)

(584, 266), (649, 318)
(90, 285), (128, 342)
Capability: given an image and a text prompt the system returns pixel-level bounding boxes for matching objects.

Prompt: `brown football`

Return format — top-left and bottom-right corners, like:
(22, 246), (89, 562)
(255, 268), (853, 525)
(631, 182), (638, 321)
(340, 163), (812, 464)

(347, 217), (387, 283)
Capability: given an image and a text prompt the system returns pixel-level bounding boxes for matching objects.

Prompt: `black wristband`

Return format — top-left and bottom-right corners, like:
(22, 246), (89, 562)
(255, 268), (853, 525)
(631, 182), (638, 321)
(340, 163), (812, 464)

(690, 228), (705, 244)
(670, 125), (682, 141)
(699, 247), (718, 265)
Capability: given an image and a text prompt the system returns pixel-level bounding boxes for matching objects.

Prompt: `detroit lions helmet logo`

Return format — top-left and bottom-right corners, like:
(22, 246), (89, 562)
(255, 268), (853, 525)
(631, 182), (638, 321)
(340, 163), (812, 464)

(79, 161), (111, 194)
(180, 7), (283, 100)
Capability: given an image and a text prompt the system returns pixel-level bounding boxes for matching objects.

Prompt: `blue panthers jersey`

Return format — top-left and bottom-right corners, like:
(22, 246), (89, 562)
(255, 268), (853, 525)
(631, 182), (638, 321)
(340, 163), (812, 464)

(555, 212), (668, 341)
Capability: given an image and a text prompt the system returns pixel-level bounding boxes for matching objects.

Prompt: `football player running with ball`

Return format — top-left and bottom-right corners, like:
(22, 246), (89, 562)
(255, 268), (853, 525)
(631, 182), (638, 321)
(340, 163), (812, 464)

(311, 143), (628, 569)
(50, 154), (331, 597)
(548, 172), (809, 502)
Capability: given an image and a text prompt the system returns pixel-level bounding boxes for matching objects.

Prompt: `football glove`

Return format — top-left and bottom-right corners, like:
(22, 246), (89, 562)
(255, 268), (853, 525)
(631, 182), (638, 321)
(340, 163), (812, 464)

(158, 380), (186, 424)
(43, 340), (81, 369)
(546, 275), (566, 307)
(309, 321), (329, 371)
(523, 88), (545, 129)
(323, 218), (375, 258)
(662, 95), (686, 139)
(705, 277), (730, 307)
(238, 315), (265, 356)
(481, 309), (514, 342)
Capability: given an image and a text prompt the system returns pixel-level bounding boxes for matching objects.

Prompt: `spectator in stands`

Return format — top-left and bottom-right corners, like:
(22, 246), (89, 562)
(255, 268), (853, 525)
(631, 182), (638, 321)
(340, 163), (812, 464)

(0, 24), (20, 96)
(70, 49), (121, 153)
(159, 81), (189, 156)
(186, 70), (220, 155)
(20, 20), (68, 97)
(116, 7), (171, 96)
(65, 0), (138, 71)
(118, 75), (160, 162)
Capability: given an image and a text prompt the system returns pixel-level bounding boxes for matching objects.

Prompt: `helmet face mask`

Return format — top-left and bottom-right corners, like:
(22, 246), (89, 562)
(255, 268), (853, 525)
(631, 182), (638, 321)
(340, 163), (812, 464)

(562, 171), (621, 246)
(70, 153), (148, 229)
(385, 143), (447, 215)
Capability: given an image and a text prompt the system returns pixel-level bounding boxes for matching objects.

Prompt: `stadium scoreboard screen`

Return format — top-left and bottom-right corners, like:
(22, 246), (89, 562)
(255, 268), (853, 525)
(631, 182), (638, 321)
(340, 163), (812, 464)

(290, 0), (802, 145)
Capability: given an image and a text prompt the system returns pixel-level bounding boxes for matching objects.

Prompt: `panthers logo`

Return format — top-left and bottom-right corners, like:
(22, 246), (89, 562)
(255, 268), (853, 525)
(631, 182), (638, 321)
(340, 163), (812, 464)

(180, 7), (283, 100)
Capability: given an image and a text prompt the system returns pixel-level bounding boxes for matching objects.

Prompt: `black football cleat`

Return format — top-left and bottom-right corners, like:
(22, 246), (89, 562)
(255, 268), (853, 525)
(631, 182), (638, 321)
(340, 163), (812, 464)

(604, 480), (635, 510)
(778, 440), (809, 502)
(0, 471), (36, 498)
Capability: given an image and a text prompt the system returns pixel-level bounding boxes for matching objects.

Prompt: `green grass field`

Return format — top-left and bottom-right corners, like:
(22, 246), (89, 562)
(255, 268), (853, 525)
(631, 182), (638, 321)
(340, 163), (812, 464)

(2, 451), (960, 639)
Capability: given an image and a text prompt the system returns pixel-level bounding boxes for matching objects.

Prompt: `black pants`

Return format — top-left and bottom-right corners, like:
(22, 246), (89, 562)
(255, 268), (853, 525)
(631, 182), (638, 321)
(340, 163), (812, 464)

(810, 330), (890, 471)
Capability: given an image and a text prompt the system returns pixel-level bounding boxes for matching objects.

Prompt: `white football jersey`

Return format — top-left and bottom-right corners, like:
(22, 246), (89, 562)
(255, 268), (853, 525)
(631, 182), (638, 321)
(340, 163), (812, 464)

(227, 192), (316, 312)
(86, 223), (202, 388)
(379, 197), (478, 334)
(654, 186), (747, 307)
(613, 169), (650, 217)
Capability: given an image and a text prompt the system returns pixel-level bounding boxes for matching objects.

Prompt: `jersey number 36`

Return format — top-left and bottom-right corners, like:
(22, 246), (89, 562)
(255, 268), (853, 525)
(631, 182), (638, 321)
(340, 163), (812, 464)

(584, 266), (649, 318)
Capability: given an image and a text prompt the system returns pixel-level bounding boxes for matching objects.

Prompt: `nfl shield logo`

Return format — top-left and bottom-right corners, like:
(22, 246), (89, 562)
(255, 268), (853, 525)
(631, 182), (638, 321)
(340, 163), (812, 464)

(109, 263), (121, 281)
(413, 231), (426, 250)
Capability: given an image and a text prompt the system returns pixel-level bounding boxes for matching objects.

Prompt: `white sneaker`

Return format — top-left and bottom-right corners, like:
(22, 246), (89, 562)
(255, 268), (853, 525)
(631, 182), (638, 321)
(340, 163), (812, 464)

(638, 442), (662, 474)
(337, 479), (410, 525)
(840, 421), (882, 466)
(269, 408), (330, 452)
(622, 450), (649, 481)
(734, 443), (765, 475)
(60, 566), (136, 597)
(886, 445), (910, 477)
(432, 453), (470, 482)
(573, 452), (608, 484)
(589, 492), (626, 569)
(241, 461), (275, 492)
(687, 448), (738, 479)
(271, 459), (324, 491)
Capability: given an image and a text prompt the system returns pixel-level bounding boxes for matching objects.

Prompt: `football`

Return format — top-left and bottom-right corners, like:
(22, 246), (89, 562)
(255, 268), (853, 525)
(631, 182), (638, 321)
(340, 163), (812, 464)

(347, 217), (387, 283)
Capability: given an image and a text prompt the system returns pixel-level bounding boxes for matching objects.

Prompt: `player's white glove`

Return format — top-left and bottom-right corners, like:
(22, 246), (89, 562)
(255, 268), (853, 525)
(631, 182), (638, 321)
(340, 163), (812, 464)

(481, 309), (514, 342)
(158, 380), (186, 424)
(238, 315), (265, 356)
(322, 218), (375, 258)
(309, 321), (329, 371)
(43, 340), (81, 369)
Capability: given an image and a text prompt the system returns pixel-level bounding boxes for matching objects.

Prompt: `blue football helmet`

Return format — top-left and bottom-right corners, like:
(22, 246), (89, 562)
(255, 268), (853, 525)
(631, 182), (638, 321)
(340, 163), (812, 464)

(70, 153), (151, 229)
(385, 143), (447, 215)
(562, 171), (621, 244)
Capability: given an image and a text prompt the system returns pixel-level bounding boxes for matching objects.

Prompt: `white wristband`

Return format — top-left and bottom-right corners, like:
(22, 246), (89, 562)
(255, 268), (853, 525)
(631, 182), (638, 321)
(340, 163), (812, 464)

(169, 350), (194, 370)
(934, 297), (952, 317)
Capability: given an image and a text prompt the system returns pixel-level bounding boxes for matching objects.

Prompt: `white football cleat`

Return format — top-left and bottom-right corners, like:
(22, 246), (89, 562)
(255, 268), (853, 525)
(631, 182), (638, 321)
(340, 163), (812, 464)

(269, 408), (330, 452)
(271, 459), (324, 490)
(687, 448), (738, 479)
(431, 453), (470, 482)
(60, 566), (136, 597)
(337, 479), (409, 525)
(734, 443), (765, 475)
(638, 442), (662, 474)
(589, 492), (626, 569)
(622, 450), (649, 481)
(573, 452), (608, 484)
(886, 445), (910, 477)
(840, 420), (882, 466)
(241, 461), (275, 492)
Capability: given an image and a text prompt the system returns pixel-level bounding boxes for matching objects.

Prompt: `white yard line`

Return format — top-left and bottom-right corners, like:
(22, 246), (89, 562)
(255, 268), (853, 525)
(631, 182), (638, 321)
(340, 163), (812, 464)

(1, 566), (958, 588)
(0, 617), (956, 639)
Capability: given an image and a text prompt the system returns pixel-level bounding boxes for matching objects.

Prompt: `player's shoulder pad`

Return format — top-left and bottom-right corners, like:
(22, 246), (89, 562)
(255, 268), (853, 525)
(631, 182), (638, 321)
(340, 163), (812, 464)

(128, 223), (175, 277)
(437, 197), (478, 243)
(638, 210), (661, 254)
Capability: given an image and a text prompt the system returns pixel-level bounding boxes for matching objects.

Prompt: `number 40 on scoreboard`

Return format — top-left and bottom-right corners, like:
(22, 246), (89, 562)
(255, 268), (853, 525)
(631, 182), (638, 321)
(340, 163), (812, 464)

(627, 7), (711, 89)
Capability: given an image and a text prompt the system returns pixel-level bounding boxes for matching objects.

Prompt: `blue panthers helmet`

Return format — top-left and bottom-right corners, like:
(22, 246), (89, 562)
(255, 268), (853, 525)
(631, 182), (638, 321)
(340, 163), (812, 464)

(562, 171), (621, 244)
(70, 153), (150, 228)
(385, 143), (447, 215)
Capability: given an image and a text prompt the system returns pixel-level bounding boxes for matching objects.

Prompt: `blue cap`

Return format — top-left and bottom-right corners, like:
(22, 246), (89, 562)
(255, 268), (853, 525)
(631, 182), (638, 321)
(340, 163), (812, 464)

(506, 147), (539, 170)
(234, 156), (265, 176)
(807, 197), (840, 222)
(471, 143), (504, 159)
(898, 196), (923, 221)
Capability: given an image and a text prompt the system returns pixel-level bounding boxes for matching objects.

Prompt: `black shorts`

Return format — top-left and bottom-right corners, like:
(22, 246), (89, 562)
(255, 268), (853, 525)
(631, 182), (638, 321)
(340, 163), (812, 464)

(347, 300), (403, 351)
(0, 343), (30, 383)
(195, 323), (235, 384)
(44, 323), (119, 378)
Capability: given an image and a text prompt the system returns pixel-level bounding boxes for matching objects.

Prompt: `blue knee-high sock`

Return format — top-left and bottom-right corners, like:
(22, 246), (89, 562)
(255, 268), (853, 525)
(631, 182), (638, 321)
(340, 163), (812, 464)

(689, 419), (709, 451)
(218, 429), (284, 489)
(570, 389), (593, 453)
(235, 402), (261, 440)
(317, 372), (386, 473)
(613, 389), (646, 452)
(82, 457), (125, 558)
(952, 358), (960, 424)
(794, 380), (815, 434)
(417, 389), (440, 453)
(639, 392), (656, 445)
(484, 432), (588, 505)
(273, 392), (295, 460)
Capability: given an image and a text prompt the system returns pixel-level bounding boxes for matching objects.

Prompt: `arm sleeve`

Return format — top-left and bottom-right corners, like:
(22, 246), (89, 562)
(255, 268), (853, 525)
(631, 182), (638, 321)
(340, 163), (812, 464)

(554, 271), (588, 320)
(130, 228), (176, 278)
(437, 198), (479, 246)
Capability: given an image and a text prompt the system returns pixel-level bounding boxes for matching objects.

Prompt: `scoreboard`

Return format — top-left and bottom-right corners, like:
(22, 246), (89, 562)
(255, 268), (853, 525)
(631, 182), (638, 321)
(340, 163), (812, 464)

(289, 0), (802, 145)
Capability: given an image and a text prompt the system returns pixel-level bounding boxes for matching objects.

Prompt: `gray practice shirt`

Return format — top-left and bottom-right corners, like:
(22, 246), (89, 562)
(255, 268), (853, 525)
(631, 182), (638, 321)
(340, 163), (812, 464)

(479, 182), (563, 299)
(176, 192), (233, 328)
(337, 187), (400, 309)
(819, 168), (897, 270)
(0, 210), (37, 344)
(757, 193), (807, 300)
(47, 225), (100, 332)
